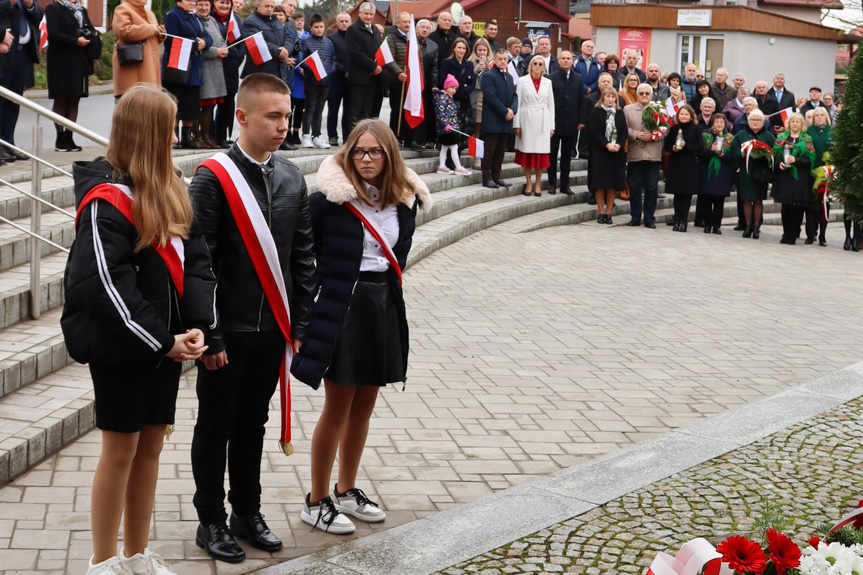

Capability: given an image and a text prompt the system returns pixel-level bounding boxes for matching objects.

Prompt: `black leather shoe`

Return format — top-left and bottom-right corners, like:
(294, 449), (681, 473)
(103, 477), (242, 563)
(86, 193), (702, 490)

(405, 141), (424, 151)
(230, 512), (283, 552)
(804, 237), (815, 245)
(780, 236), (789, 244)
(279, 141), (298, 151)
(853, 242), (860, 252)
(644, 221), (656, 229)
(587, 196), (596, 205)
(712, 228), (721, 235)
(482, 180), (498, 189)
(703, 226), (711, 234)
(743, 225), (753, 238)
(196, 521), (246, 563)
(733, 223), (746, 231)
(548, 185), (556, 195)
(626, 220), (640, 227)
(672, 221), (680, 232)
(666, 220), (674, 226)
(561, 186), (574, 195)
(494, 179), (509, 187)
(0, 148), (15, 162)
(752, 227), (761, 239)
(819, 235), (827, 246)
(845, 238), (852, 250)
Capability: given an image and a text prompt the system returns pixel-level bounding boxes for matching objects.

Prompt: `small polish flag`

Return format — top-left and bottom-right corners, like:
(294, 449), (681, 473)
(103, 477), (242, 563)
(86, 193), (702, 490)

(226, 11), (241, 44)
(306, 50), (327, 81)
(375, 40), (394, 67)
(167, 37), (194, 71)
(39, 16), (48, 50)
(507, 61), (519, 86)
(664, 97), (684, 119)
(777, 106), (794, 125)
(468, 136), (484, 158)
(244, 31), (272, 66)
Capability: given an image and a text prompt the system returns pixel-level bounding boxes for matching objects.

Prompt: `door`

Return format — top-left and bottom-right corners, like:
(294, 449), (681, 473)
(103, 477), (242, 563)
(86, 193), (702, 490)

(678, 35), (724, 79)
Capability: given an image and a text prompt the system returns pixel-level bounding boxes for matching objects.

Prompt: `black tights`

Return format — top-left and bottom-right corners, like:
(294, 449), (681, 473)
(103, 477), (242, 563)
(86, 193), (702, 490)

(53, 96), (81, 132)
(844, 212), (860, 242)
(805, 205), (828, 241)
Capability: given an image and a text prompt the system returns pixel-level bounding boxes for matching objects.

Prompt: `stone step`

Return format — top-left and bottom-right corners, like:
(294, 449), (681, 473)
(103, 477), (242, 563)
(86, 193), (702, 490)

(0, 308), (68, 401)
(0, 252), (66, 331)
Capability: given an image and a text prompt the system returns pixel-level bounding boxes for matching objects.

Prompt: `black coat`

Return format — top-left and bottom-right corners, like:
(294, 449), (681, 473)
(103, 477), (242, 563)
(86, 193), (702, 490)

(768, 87), (796, 112)
(1, 0), (43, 85)
(290, 156), (430, 389)
(428, 27), (454, 65)
(479, 65), (517, 134)
(440, 57), (474, 103)
(327, 28), (348, 84)
(189, 145), (316, 353)
(587, 106), (627, 191)
(548, 69), (585, 136)
(419, 37), (439, 89)
(663, 123), (704, 195)
(240, 11), (284, 79)
(210, 10), (243, 93)
(45, 3), (97, 99)
(345, 17), (381, 86)
(163, 5), (212, 87)
(586, 91), (625, 110)
(61, 159), (216, 367)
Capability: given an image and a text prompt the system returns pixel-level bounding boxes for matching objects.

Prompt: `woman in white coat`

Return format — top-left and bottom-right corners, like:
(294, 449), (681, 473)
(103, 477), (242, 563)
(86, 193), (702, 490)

(514, 55), (555, 197)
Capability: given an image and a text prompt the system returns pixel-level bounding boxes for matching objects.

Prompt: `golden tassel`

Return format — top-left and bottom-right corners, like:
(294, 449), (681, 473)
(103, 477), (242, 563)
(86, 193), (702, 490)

(164, 424), (174, 440)
(278, 440), (294, 456)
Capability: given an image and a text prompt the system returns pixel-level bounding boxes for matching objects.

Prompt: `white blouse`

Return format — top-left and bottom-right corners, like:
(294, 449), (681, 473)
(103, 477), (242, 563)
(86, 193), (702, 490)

(356, 183), (399, 272)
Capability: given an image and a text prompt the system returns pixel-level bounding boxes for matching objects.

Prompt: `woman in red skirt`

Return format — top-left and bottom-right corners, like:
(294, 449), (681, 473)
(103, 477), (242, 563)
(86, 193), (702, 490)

(513, 54), (555, 196)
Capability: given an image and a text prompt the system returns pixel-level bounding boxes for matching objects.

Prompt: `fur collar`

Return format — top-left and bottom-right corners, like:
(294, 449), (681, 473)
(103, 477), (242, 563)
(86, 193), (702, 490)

(315, 155), (433, 212)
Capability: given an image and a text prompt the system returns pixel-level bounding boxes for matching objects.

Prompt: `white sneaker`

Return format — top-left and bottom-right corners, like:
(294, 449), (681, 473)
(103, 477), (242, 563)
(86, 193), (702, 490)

(300, 493), (356, 534)
(312, 135), (331, 149)
(333, 484), (386, 523)
(300, 134), (314, 148)
(454, 167), (472, 176)
(436, 166), (454, 174)
(87, 556), (133, 575)
(121, 548), (177, 575)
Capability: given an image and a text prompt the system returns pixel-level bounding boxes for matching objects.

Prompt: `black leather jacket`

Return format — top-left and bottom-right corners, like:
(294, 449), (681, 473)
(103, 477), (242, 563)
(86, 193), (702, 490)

(189, 145), (316, 354)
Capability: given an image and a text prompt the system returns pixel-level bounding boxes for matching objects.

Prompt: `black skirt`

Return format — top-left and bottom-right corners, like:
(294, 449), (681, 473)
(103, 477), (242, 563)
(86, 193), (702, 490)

(90, 358), (182, 433)
(325, 271), (404, 387)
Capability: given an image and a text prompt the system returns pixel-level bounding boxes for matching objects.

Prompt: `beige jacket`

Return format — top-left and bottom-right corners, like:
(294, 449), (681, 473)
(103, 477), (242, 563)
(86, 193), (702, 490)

(112, 0), (163, 97)
(623, 102), (662, 162)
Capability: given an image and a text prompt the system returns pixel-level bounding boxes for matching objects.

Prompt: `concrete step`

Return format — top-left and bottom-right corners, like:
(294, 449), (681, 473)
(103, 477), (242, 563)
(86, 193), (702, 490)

(0, 308), (68, 401)
(0, 252), (66, 331)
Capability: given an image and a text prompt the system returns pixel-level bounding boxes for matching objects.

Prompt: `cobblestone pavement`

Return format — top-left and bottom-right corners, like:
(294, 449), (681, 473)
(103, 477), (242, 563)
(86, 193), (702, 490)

(431, 393), (863, 575)
(1, 222), (862, 574)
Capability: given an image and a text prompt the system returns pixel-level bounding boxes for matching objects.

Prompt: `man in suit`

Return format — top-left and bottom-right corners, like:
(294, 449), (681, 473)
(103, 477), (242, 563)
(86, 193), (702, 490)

(429, 11), (453, 65)
(326, 12), (351, 146)
(710, 68), (737, 111)
(587, 72), (625, 108)
(620, 50), (646, 83)
(480, 49), (517, 189)
(483, 20), (501, 53)
(0, 0), (42, 163)
(799, 86), (822, 115)
(535, 36), (558, 75)
(768, 72), (794, 134)
(344, 2), (382, 132)
(457, 15), (478, 49)
(547, 51), (584, 196)
(573, 40), (601, 96)
(754, 80), (777, 117)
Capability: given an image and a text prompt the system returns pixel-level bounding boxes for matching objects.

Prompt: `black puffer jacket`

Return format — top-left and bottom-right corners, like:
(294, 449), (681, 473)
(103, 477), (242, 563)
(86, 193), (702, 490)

(290, 155), (432, 390)
(189, 146), (316, 354)
(61, 158), (217, 366)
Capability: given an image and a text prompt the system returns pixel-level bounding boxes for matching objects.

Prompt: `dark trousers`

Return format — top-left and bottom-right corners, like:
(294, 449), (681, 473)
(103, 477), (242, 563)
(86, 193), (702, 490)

(419, 89), (435, 146)
(388, 83), (416, 144)
(805, 205), (828, 240)
(781, 204), (805, 240)
(548, 134), (576, 187)
(215, 92), (237, 143)
(290, 97), (305, 134)
(627, 161), (660, 223)
(844, 211), (860, 241)
(703, 195), (726, 228)
(694, 194), (708, 226)
(0, 50), (32, 145)
(347, 82), (375, 134)
(480, 132), (508, 181)
(673, 194), (692, 224)
(326, 81), (349, 142)
(191, 330), (285, 523)
(302, 84), (329, 137)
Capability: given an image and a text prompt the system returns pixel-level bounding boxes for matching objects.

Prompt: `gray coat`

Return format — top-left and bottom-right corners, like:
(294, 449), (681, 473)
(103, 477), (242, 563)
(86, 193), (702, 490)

(200, 15), (227, 100)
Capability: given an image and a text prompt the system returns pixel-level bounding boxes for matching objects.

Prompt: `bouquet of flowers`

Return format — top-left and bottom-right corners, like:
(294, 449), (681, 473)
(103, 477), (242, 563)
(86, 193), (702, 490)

(741, 139), (774, 185)
(638, 101), (672, 148)
(714, 528), (801, 575)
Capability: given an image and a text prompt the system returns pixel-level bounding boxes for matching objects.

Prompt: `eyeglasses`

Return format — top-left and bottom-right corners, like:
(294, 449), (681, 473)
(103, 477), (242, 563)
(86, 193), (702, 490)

(637, 92), (652, 96)
(351, 147), (385, 160)
(532, 62), (544, 66)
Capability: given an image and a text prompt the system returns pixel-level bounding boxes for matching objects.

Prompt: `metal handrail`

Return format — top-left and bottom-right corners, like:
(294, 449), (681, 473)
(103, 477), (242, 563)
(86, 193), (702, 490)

(0, 85), (109, 146)
(0, 215), (68, 253)
(0, 177), (75, 219)
(0, 140), (74, 179)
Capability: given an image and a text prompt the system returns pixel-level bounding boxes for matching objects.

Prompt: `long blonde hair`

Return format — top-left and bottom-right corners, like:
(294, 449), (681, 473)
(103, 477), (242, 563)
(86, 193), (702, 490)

(106, 84), (192, 251)
(335, 119), (415, 208)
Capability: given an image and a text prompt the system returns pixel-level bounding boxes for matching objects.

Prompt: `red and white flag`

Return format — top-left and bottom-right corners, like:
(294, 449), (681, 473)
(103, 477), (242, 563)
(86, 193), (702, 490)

(507, 61), (519, 86)
(306, 50), (327, 81)
(403, 15), (424, 129)
(777, 106), (794, 125)
(244, 31), (273, 66)
(664, 97), (684, 119)
(375, 40), (394, 67)
(226, 11), (241, 44)
(167, 37), (194, 71)
(39, 15), (48, 51)
(468, 136), (484, 158)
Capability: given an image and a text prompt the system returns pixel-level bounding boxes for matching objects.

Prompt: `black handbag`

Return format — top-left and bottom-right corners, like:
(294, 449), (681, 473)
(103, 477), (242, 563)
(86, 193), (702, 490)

(116, 42), (144, 66)
(85, 31), (103, 61)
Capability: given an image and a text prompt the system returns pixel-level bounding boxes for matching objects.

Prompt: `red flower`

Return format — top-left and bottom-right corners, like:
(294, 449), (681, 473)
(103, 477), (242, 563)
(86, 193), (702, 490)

(653, 113), (659, 118)
(767, 528), (801, 575)
(855, 500), (863, 530)
(716, 536), (767, 574)
(808, 535), (822, 548)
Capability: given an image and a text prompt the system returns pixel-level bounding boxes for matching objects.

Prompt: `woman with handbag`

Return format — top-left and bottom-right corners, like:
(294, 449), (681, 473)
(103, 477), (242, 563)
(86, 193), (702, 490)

(112, 0), (165, 100)
(291, 119), (432, 535)
(45, 0), (101, 152)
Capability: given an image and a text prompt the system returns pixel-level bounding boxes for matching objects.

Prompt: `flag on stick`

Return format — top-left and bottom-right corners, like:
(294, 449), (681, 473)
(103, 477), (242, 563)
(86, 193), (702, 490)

(404, 15), (424, 129)
(244, 32), (272, 65)
(226, 11), (241, 44)
(468, 136), (484, 158)
(39, 16), (48, 51)
(664, 97), (684, 119)
(375, 40), (394, 66)
(167, 37), (194, 71)
(306, 50), (327, 81)
(776, 106), (794, 126)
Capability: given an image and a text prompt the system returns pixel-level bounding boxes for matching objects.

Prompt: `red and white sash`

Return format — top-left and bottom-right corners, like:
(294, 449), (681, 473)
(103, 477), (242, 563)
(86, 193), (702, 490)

(75, 183), (185, 298)
(199, 153), (295, 455)
(344, 199), (402, 284)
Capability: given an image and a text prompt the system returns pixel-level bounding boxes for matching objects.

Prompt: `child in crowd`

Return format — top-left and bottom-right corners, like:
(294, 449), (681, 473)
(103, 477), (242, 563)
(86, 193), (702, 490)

(434, 74), (470, 175)
(300, 13), (336, 148)
(289, 11), (308, 145)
